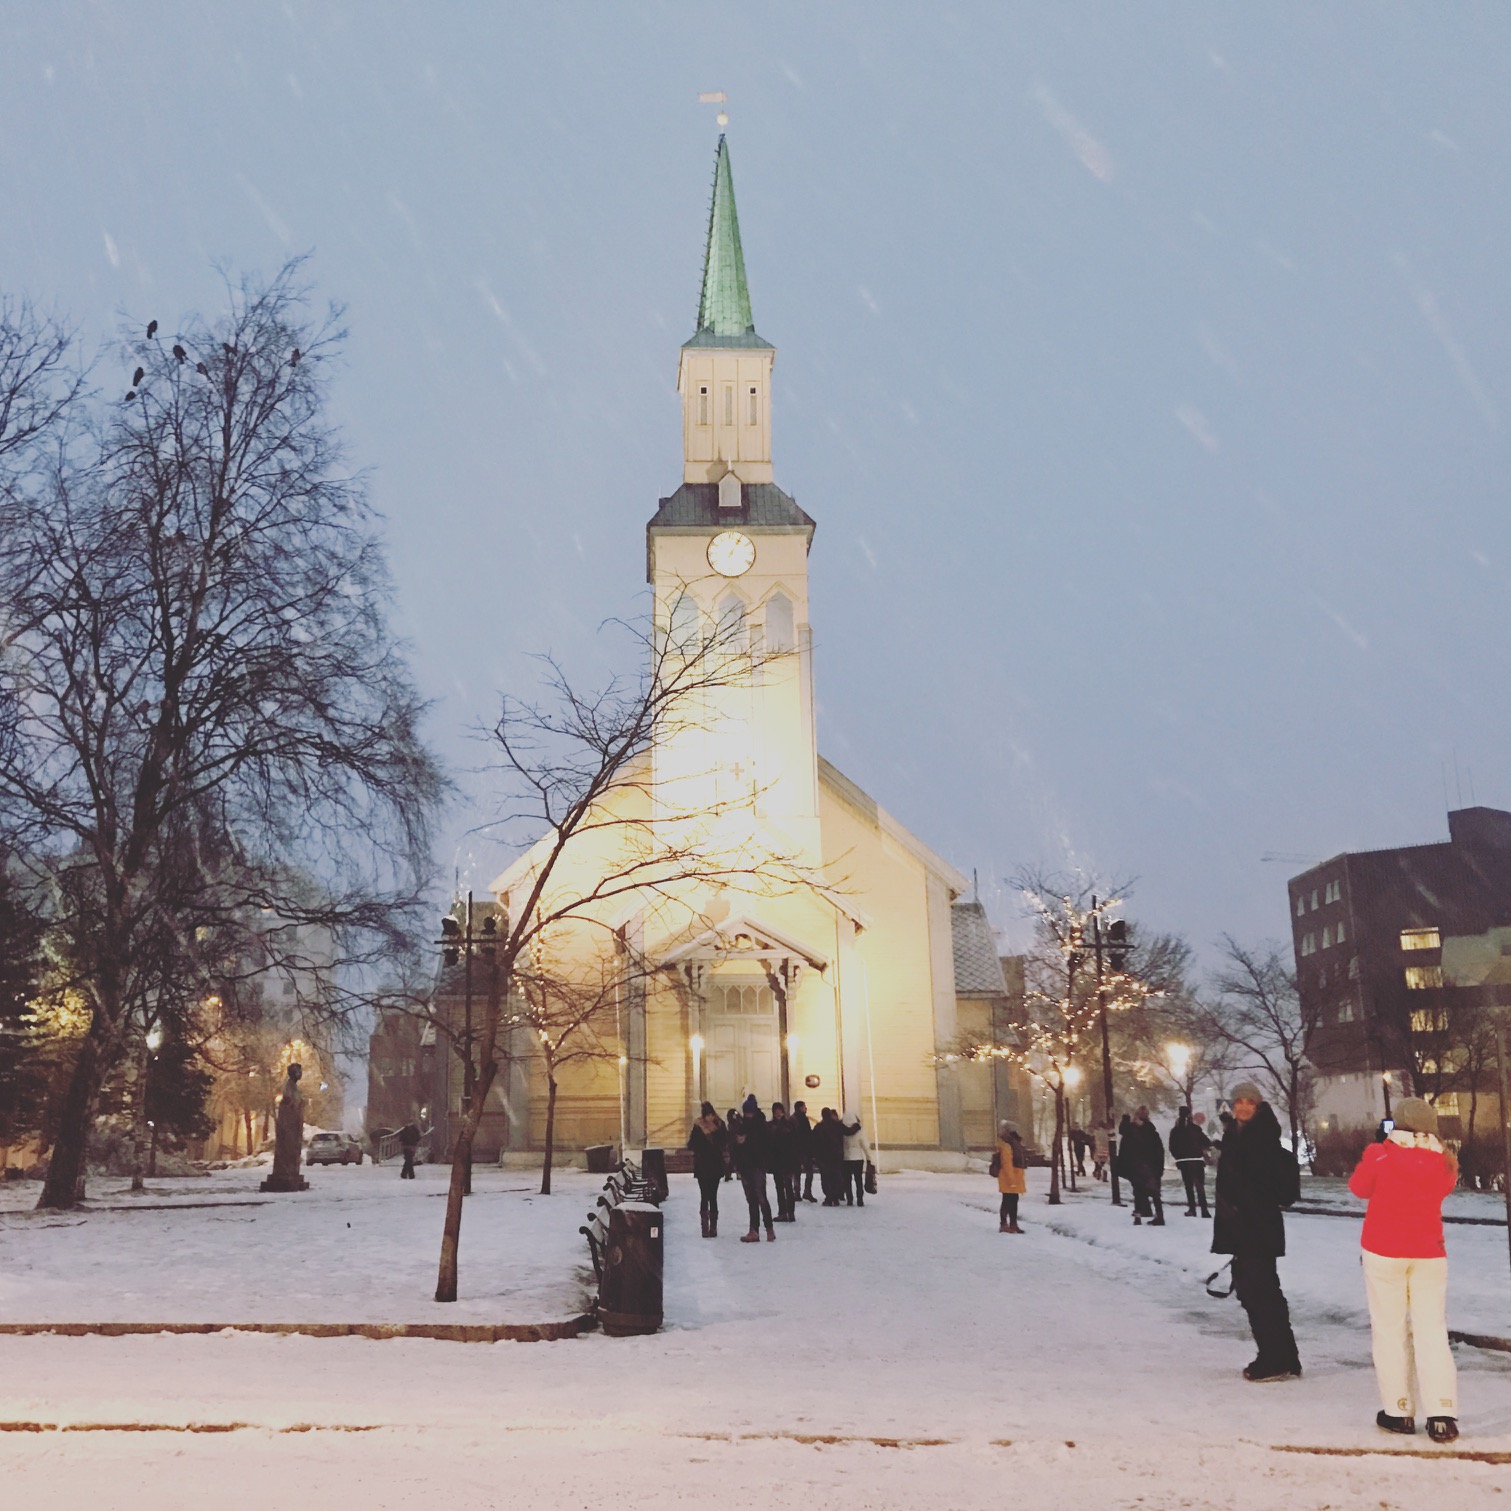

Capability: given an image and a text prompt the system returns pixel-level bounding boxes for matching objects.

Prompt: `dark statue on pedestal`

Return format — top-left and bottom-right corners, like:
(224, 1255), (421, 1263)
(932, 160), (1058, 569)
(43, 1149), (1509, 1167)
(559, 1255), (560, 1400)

(260, 1062), (310, 1192)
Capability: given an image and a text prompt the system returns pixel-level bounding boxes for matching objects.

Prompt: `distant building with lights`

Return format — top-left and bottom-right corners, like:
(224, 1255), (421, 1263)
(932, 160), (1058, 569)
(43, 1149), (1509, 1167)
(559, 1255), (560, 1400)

(1289, 806), (1511, 1146)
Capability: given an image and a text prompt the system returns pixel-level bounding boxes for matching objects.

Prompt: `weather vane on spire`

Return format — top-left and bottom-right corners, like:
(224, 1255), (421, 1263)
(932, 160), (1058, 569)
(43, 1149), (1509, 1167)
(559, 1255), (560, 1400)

(698, 90), (729, 129)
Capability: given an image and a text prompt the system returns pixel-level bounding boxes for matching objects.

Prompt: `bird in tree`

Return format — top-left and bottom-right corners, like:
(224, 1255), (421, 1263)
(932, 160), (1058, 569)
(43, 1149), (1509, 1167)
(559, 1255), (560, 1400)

(146, 319), (158, 339)
(132, 366), (144, 386)
(195, 362), (209, 377)
(290, 348), (301, 367)
(173, 344), (187, 362)
(222, 343), (235, 356)
(124, 390), (136, 401)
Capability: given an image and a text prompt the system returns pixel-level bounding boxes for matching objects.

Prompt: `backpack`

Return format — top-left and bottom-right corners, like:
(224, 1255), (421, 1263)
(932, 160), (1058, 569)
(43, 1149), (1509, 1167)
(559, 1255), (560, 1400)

(988, 1150), (1002, 1177)
(1277, 1145), (1301, 1208)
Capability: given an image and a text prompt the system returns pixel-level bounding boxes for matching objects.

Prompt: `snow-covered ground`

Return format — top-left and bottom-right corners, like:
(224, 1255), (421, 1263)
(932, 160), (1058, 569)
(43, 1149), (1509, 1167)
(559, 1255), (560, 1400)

(1, 1165), (1509, 1509)
(0, 1162), (591, 1325)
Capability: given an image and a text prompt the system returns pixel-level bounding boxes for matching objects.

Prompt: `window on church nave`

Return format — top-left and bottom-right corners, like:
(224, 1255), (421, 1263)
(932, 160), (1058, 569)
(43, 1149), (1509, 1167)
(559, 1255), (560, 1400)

(764, 592), (794, 652)
(723, 384), (734, 426)
(747, 386), (758, 425)
(668, 592), (701, 653)
(697, 385), (710, 426)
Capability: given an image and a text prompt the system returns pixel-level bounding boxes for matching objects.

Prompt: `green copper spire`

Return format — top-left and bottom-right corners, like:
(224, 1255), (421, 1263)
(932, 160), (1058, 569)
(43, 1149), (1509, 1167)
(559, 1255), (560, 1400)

(690, 135), (765, 345)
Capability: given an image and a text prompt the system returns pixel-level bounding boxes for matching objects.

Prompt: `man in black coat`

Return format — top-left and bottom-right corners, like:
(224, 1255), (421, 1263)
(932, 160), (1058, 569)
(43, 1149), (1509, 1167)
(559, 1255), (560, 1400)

(733, 1094), (775, 1242)
(1212, 1081), (1302, 1382)
(1125, 1106), (1166, 1225)
(792, 1099), (818, 1202)
(1168, 1105), (1213, 1218)
(768, 1102), (800, 1222)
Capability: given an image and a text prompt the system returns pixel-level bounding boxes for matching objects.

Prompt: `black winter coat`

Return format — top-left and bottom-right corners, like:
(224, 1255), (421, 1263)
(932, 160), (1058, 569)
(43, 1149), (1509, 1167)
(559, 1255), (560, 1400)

(768, 1116), (800, 1174)
(688, 1120), (728, 1181)
(1123, 1119), (1165, 1178)
(1168, 1118), (1212, 1163)
(812, 1117), (845, 1167)
(1211, 1102), (1297, 1257)
(733, 1110), (771, 1175)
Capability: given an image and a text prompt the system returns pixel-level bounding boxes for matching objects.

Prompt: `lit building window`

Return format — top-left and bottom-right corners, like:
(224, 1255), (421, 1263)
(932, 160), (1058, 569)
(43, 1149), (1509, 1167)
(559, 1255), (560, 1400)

(1404, 965), (1444, 991)
(1435, 1092), (1461, 1117)
(1301, 933), (1316, 956)
(1400, 928), (1441, 951)
(1410, 1006), (1448, 1034)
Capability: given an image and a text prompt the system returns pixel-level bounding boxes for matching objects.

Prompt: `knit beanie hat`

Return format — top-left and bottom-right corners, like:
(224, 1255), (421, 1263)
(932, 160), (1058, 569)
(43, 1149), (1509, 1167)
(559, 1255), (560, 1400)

(1392, 1096), (1438, 1136)
(742, 1093), (760, 1117)
(1230, 1081), (1264, 1104)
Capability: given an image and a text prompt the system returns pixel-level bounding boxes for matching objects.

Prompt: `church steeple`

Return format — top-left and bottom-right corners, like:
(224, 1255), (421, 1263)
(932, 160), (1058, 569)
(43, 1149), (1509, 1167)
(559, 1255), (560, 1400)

(678, 135), (775, 485)
(694, 135), (757, 341)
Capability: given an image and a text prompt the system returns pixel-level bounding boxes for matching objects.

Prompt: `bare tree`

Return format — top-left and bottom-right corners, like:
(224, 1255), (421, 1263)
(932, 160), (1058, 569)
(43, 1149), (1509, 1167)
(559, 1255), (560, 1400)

(433, 609), (824, 1301)
(515, 948), (647, 1196)
(0, 262), (445, 1209)
(946, 871), (1156, 1205)
(1205, 936), (1323, 1155)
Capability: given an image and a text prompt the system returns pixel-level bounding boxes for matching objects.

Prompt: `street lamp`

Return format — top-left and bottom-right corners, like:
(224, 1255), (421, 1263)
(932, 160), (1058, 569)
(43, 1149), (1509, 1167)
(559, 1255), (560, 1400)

(435, 892), (496, 1196)
(1381, 1070), (1393, 1120)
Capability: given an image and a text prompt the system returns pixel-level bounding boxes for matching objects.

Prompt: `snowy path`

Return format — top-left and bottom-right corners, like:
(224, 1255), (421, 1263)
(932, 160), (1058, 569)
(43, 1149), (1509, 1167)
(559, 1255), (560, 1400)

(1, 1169), (1509, 1508)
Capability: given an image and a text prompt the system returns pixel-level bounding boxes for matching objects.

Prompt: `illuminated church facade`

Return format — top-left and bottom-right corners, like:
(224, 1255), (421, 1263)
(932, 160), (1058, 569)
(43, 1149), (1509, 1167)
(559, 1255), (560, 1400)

(485, 137), (1019, 1164)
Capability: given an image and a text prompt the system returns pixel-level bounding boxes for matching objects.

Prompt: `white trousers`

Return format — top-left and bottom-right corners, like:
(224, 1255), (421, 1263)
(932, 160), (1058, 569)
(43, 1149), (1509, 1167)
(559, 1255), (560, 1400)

(1361, 1251), (1457, 1418)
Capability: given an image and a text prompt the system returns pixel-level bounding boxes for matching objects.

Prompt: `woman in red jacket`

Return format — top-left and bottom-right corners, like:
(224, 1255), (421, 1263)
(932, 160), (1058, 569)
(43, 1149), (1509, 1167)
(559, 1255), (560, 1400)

(1348, 1096), (1460, 1443)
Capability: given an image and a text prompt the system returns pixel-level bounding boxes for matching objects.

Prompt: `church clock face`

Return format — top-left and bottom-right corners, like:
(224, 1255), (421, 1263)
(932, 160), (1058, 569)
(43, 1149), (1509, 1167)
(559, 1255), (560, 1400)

(707, 530), (756, 577)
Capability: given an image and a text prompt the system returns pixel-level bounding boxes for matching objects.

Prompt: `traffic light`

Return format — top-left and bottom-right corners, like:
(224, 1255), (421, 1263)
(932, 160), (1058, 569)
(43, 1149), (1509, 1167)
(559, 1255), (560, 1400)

(1106, 919), (1128, 971)
(441, 914), (460, 967)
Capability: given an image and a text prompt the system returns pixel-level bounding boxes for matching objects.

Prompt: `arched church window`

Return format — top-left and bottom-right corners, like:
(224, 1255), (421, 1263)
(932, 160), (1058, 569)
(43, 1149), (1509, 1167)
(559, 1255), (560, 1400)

(723, 384), (734, 426)
(715, 593), (746, 648)
(764, 591), (795, 653)
(747, 386), (759, 426)
(668, 592), (701, 653)
(698, 386), (710, 426)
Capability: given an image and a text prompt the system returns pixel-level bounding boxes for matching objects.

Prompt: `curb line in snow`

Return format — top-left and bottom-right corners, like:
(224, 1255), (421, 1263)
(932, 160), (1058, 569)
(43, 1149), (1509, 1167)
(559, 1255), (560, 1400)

(0, 1316), (595, 1344)
(1449, 1329), (1511, 1355)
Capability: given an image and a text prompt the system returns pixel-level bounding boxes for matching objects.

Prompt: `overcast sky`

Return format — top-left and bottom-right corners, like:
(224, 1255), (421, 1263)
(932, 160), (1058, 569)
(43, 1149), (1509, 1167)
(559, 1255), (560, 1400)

(3, 3), (1508, 963)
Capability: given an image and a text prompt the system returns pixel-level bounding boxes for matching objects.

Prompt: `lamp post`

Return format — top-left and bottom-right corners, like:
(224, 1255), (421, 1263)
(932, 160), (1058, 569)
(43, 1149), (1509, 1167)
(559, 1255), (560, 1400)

(144, 1022), (163, 1179)
(436, 892), (495, 1196)
(1381, 1069), (1393, 1122)
(1064, 1064), (1083, 1191)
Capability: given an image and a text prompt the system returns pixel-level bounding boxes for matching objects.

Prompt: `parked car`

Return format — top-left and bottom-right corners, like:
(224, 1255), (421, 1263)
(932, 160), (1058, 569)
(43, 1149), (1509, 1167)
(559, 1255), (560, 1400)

(306, 1131), (364, 1166)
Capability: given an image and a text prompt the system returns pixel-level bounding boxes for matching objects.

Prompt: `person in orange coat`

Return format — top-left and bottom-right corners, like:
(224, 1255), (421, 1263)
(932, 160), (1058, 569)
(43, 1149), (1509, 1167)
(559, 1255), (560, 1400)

(996, 1121), (1028, 1234)
(1348, 1096), (1460, 1443)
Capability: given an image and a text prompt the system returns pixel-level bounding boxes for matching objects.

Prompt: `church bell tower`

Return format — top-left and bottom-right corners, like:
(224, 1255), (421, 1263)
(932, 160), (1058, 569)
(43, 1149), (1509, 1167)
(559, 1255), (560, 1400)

(647, 135), (820, 851)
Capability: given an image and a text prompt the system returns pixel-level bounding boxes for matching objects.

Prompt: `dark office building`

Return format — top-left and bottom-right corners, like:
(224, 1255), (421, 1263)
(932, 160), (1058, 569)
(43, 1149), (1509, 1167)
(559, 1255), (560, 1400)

(1288, 807), (1511, 1139)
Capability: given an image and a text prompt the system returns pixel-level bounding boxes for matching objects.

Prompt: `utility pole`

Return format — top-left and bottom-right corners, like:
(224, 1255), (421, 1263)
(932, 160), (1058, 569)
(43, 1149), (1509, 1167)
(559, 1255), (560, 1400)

(438, 892), (492, 1197)
(1091, 898), (1124, 1207)
(1496, 1016), (1511, 1284)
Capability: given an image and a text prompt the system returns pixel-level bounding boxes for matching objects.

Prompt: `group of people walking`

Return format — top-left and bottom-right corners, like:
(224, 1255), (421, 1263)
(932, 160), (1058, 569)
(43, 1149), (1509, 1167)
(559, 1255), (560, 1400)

(1002, 1084), (1462, 1444)
(689, 1094), (873, 1243)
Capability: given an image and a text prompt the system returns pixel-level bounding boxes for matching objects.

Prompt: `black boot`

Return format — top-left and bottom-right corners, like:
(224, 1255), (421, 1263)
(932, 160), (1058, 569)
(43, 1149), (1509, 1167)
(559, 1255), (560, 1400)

(1426, 1417), (1459, 1444)
(1376, 1411), (1415, 1435)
